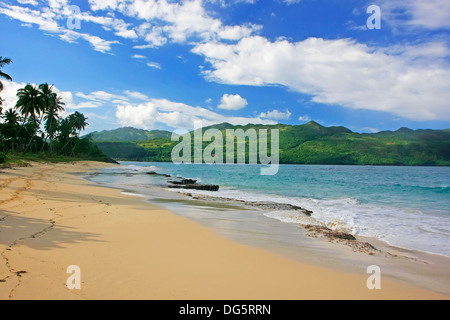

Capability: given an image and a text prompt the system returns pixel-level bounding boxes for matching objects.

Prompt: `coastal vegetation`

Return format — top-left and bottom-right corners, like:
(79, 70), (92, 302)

(92, 122), (450, 166)
(0, 57), (108, 165)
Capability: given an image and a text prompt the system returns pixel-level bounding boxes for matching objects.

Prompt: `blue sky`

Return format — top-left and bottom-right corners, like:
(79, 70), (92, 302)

(0, 0), (449, 134)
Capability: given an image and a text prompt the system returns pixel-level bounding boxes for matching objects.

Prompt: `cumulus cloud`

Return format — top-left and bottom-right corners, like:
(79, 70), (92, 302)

(0, 4), (61, 33)
(73, 89), (154, 108)
(193, 36), (450, 121)
(17, 0), (39, 7)
(298, 115), (311, 122)
(380, 0), (450, 30)
(0, 3), (119, 53)
(116, 99), (276, 130)
(1, 0), (262, 53)
(217, 94), (248, 110)
(0, 81), (26, 111)
(88, 0), (261, 47)
(2, 82), (277, 130)
(76, 11), (138, 40)
(259, 109), (291, 120)
(124, 90), (149, 101)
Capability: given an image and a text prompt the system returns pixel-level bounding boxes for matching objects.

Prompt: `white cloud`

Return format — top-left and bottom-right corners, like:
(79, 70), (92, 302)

(76, 90), (127, 102)
(89, 0), (261, 47)
(88, 0), (121, 11)
(0, 4), (60, 33)
(282, 0), (301, 5)
(298, 115), (311, 122)
(0, 3), (119, 53)
(116, 103), (159, 129)
(147, 62), (162, 69)
(2, 0), (261, 54)
(206, 0), (257, 7)
(17, 0), (39, 6)
(193, 36), (450, 121)
(77, 12), (138, 40)
(0, 81), (25, 111)
(259, 109), (291, 120)
(74, 89), (150, 107)
(380, 0), (450, 30)
(124, 90), (149, 101)
(116, 99), (276, 130)
(218, 94), (248, 110)
(132, 54), (146, 59)
(1, 81), (276, 130)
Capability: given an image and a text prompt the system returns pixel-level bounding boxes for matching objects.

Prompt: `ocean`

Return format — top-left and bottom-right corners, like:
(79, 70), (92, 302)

(87, 162), (450, 257)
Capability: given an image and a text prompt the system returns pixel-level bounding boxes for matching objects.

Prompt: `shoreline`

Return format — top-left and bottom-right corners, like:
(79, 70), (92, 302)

(85, 163), (450, 296)
(109, 184), (450, 296)
(0, 161), (448, 299)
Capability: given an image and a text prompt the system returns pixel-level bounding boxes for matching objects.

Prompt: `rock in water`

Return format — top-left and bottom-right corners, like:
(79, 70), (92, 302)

(168, 179), (197, 185)
(168, 184), (220, 191)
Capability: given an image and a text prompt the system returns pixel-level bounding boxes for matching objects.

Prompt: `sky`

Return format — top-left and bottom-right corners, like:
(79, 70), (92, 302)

(0, 0), (449, 134)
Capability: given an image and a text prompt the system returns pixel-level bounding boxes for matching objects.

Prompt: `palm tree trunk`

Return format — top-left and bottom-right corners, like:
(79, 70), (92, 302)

(39, 134), (47, 153)
(24, 114), (44, 154)
(60, 137), (72, 155)
(13, 116), (28, 155)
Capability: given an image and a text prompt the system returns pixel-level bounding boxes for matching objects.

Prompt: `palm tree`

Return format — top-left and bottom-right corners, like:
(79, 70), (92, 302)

(15, 84), (43, 152)
(16, 84), (42, 121)
(38, 83), (65, 152)
(0, 57), (13, 92)
(44, 94), (65, 153)
(38, 83), (55, 113)
(2, 109), (21, 125)
(1, 109), (21, 153)
(70, 112), (89, 137)
(58, 112), (89, 155)
(58, 116), (76, 155)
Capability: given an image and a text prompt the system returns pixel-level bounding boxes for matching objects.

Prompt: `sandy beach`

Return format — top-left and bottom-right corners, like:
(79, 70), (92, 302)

(0, 161), (447, 300)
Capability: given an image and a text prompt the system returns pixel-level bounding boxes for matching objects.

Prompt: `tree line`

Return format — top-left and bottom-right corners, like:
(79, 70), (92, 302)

(0, 56), (106, 163)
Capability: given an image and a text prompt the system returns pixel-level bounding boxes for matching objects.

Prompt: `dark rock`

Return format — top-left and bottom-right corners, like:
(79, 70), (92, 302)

(329, 231), (356, 241)
(303, 210), (313, 217)
(168, 184), (220, 191)
(146, 171), (171, 177)
(168, 179), (197, 185)
(102, 157), (120, 164)
(303, 225), (356, 241)
(241, 201), (312, 216)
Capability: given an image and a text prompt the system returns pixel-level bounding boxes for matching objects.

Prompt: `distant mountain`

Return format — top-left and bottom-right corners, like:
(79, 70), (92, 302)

(88, 127), (172, 142)
(93, 122), (450, 166)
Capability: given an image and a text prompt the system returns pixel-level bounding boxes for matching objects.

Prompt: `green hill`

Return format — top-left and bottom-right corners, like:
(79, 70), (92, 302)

(93, 122), (450, 166)
(88, 127), (172, 142)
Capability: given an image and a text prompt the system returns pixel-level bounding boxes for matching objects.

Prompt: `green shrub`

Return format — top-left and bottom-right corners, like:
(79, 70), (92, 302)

(0, 152), (6, 164)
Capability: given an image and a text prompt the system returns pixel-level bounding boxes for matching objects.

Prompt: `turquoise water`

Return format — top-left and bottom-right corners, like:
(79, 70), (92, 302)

(91, 162), (450, 257)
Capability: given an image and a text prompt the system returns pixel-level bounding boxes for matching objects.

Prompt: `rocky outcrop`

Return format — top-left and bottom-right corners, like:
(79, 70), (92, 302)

(168, 179), (197, 185)
(168, 184), (219, 191)
(302, 225), (379, 254)
(303, 225), (356, 240)
(145, 171), (172, 177)
(102, 157), (120, 164)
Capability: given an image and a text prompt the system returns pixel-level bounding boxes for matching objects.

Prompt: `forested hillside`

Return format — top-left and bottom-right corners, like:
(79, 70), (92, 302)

(92, 122), (450, 166)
